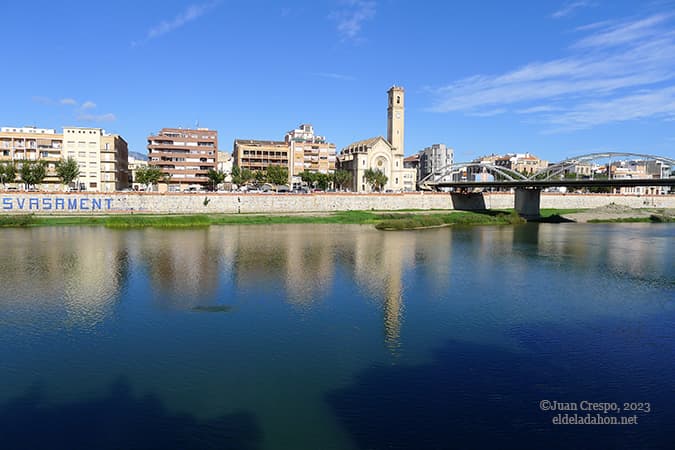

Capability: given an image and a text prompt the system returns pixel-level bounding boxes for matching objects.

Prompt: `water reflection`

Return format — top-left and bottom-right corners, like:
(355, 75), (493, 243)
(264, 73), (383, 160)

(0, 224), (672, 337)
(0, 223), (673, 449)
(0, 227), (129, 329)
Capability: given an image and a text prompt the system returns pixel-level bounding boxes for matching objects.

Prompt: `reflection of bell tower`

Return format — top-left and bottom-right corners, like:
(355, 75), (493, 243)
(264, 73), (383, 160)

(387, 86), (405, 156)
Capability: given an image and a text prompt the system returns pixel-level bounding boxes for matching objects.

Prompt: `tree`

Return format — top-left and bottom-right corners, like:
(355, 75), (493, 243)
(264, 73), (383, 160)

(206, 169), (226, 191)
(0, 162), (17, 188)
(300, 171), (317, 187)
(364, 168), (388, 192)
(254, 170), (266, 185)
(135, 166), (164, 191)
(231, 165), (242, 186)
(19, 160), (47, 189)
(266, 165), (289, 185)
(332, 170), (351, 191)
(240, 168), (254, 185)
(55, 157), (80, 190)
(315, 173), (331, 191)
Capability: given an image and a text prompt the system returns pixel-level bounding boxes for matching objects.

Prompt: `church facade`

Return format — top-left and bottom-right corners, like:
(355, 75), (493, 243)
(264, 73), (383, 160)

(338, 86), (417, 192)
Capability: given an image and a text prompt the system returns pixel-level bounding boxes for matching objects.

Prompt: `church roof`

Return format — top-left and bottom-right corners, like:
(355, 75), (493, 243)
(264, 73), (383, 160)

(341, 136), (392, 154)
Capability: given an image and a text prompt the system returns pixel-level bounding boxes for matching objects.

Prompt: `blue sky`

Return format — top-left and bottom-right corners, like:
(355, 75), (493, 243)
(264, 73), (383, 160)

(2, 0), (675, 163)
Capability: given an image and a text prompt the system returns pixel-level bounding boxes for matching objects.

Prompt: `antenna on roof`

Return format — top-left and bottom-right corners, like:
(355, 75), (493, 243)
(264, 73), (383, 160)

(195, 120), (199, 129)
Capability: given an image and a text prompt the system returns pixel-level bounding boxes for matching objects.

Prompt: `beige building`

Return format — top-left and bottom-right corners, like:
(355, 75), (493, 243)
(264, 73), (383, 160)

(494, 152), (548, 175)
(338, 86), (416, 192)
(1, 126), (128, 191)
(128, 154), (148, 190)
(233, 124), (336, 186)
(63, 127), (129, 192)
(233, 139), (289, 173)
(286, 124), (336, 183)
(0, 126), (62, 189)
(147, 127), (218, 189)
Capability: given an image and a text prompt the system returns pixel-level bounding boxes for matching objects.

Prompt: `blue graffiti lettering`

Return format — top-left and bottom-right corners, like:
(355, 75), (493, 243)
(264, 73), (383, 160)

(42, 198), (52, 210)
(2, 198), (12, 210)
(92, 198), (101, 210)
(55, 198), (65, 210)
(29, 198), (39, 210)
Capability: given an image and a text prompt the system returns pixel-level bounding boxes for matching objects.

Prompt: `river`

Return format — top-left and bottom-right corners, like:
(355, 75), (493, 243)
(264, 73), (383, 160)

(0, 223), (673, 449)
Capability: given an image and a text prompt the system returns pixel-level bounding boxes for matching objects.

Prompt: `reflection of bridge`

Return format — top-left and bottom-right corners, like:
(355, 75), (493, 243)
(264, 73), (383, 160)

(419, 152), (675, 218)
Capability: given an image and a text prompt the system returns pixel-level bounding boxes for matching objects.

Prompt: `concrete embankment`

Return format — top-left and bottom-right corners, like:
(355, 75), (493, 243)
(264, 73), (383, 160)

(0, 192), (674, 215)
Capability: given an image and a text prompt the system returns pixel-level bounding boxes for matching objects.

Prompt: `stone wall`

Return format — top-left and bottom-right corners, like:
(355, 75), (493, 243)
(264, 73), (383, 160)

(0, 192), (674, 215)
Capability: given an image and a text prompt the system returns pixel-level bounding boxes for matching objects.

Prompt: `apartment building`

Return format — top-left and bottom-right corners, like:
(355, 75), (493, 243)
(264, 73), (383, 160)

(0, 126), (62, 189)
(233, 124), (336, 185)
(494, 153), (548, 175)
(285, 124), (336, 183)
(128, 153), (148, 190)
(1, 126), (128, 191)
(418, 143), (454, 181)
(611, 160), (671, 195)
(147, 128), (218, 189)
(62, 127), (129, 191)
(233, 139), (289, 173)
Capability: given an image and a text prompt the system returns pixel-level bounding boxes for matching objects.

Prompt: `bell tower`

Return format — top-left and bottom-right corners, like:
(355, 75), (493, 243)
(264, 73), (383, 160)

(387, 86), (404, 155)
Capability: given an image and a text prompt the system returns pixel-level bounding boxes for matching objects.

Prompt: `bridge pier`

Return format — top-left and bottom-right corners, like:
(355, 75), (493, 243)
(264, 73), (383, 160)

(514, 188), (541, 219)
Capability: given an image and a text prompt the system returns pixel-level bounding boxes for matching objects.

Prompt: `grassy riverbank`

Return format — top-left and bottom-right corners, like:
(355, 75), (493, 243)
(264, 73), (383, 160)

(1, 208), (668, 229)
(0, 210), (532, 229)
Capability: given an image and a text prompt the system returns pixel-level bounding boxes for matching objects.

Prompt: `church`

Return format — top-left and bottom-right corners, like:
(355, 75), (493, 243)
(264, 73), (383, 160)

(338, 86), (417, 192)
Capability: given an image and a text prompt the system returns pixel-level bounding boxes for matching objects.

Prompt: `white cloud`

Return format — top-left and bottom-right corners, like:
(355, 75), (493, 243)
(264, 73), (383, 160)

(331, 0), (376, 42)
(468, 108), (507, 117)
(60, 98), (77, 105)
(551, 1), (592, 19)
(134, 1), (219, 46)
(516, 105), (561, 114)
(77, 113), (117, 123)
(545, 86), (675, 132)
(81, 100), (96, 110)
(311, 72), (355, 81)
(428, 13), (675, 132)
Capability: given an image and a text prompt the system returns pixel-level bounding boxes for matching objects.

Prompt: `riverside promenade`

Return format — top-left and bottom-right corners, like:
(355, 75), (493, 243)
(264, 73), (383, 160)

(1, 192), (674, 215)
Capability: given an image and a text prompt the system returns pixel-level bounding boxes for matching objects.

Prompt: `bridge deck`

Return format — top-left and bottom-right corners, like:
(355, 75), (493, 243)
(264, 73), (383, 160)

(429, 178), (675, 189)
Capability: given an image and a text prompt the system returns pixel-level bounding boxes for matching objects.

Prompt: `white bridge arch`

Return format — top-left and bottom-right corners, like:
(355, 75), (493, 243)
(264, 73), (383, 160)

(419, 152), (675, 190)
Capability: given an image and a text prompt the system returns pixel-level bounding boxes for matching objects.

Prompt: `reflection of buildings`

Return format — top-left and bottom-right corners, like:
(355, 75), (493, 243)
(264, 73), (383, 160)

(133, 229), (227, 309)
(351, 231), (418, 349)
(230, 225), (336, 306)
(0, 228), (129, 327)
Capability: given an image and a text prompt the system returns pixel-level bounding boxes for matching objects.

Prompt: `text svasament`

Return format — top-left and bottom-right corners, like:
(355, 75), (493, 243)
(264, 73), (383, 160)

(539, 400), (651, 425)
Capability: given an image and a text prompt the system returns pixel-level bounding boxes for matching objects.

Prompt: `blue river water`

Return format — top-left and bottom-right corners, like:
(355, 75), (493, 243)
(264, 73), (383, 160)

(0, 223), (673, 449)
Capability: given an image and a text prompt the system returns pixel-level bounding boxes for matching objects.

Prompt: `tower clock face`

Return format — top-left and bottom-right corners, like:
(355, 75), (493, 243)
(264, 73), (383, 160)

(396, 112), (401, 119)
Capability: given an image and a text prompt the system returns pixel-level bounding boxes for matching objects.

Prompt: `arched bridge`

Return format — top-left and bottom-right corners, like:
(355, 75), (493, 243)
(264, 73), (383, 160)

(417, 152), (675, 218)
(419, 152), (675, 189)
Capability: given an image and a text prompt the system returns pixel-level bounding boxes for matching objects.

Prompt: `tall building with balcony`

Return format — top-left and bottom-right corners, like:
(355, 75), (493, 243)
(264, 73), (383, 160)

(62, 127), (129, 191)
(285, 124), (336, 184)
(147, 128), (218, 189)
(234, 124), (336, 185)
(233, 139), (289, 173)
(2, 126), (129, 191)
(418, 143), (454, 181)
(0, 126), (62, 189)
